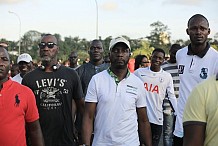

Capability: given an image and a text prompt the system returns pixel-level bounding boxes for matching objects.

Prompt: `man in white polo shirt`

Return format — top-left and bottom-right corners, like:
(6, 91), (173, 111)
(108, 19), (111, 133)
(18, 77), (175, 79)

(82, 36), (152, 146)
(12, 53), (34, 83)
(173, 14), (218, 146)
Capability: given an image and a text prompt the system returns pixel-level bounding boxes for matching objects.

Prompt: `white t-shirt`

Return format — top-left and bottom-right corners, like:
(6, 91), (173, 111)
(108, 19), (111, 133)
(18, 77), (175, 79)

(134, 67), (177, 125)
(85, 70), (147, 146)
(12, 73), (22, 84)
(174, 46), (218, 137)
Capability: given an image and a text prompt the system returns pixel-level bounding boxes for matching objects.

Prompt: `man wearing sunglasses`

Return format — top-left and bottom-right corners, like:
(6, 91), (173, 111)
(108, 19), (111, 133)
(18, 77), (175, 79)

(68, 51), (80, 70)
(0, 46), (44, 146)
(22, 34), (84, 146)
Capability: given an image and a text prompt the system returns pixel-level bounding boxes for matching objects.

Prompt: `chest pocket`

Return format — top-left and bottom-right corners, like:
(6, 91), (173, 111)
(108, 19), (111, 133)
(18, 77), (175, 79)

(122, 89), (138, 110)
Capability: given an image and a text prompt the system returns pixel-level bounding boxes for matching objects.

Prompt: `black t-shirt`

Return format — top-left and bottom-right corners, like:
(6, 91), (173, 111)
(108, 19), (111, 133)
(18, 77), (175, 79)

(22, 65), (83, 146)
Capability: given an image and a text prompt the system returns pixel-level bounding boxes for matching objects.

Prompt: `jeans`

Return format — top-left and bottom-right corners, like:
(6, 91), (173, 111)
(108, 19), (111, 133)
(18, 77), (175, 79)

(150, 123), (162, 146)
(163, 112), (175, 146)
(163, 98), (175, 146)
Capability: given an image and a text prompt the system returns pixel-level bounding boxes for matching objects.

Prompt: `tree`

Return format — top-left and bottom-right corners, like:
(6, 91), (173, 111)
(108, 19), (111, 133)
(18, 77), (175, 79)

(132, 39), (154, 59)
(146, 21), (171, 53)
(21, 30), (42, 60)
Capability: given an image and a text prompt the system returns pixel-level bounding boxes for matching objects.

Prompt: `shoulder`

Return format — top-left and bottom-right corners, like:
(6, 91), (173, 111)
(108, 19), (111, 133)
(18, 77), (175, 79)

(162, 69), (172, 76)
(208, 47), (218, 56)
(61, 65), (77, 73)
(134, 67), (148, 74)
(92, 70), (107, 78)
(176, 46), (188, 57)
(129, 73), (144, 83)
(100, 63), (110, 68)
(76, 63), (90, 73)
(24, 68), (40, 78)
(12, 80), (33, 93)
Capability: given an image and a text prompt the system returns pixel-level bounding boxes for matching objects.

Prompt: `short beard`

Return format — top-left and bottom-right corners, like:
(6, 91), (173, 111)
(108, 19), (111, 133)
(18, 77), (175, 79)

(41, 57), (52, 66)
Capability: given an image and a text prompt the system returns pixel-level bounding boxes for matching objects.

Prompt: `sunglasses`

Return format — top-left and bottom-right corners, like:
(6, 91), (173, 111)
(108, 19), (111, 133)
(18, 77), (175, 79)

(38, 42), (57, 49)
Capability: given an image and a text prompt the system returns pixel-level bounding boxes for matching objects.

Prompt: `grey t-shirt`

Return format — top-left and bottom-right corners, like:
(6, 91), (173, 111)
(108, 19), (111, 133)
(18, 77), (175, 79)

(76, 62), (110, 96)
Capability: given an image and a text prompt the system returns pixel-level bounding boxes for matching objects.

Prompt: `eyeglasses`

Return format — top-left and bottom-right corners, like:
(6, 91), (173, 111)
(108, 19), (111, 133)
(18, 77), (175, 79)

(38, 42), (57, 49)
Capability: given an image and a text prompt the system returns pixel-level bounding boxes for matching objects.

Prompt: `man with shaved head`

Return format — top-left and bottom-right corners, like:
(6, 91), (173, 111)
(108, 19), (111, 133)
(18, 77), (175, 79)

(0, 46), (44, 146)
(173, 14), (218, 146)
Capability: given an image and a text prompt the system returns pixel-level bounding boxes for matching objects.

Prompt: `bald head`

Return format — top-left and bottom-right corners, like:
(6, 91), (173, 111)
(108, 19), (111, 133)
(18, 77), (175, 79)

(0, 47), (10, 81)
(188, 14), (209, 27)
(41, 34), (58, 45)
(0, 47), (10, 62)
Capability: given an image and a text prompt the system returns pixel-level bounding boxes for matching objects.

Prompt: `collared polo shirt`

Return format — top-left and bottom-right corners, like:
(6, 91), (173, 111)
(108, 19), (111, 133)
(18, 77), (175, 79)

(0, 79), (39, 146)
(85, 70), (147, 146)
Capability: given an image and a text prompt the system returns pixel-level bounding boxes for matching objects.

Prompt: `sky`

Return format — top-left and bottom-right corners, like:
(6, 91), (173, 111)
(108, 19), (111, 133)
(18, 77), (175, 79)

(0, 0), (218, 42)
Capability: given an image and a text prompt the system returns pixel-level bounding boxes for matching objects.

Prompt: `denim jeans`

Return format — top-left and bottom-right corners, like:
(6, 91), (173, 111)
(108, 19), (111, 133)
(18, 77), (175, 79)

(163, 112), (175, 146)
(150, 123), (163, 146)
(163, 98), (175, 146)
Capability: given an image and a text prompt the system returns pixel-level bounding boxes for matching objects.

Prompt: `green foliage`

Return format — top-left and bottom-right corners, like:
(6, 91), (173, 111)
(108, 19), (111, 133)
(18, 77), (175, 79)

(77, 50), (89, 64)
(2, 27), (218, 64)
(132, 40), (154, 59)
(146, 21), (171, 52)
(211, 44), (218, 51)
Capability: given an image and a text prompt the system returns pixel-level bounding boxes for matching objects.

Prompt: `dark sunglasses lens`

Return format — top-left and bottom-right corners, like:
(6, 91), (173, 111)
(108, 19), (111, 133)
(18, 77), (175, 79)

(39, 43), (46, 49)
(47, 43), (55, 48)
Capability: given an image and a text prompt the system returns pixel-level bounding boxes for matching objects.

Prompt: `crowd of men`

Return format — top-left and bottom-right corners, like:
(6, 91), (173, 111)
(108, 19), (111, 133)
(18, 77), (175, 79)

(0, 13), (218, 146)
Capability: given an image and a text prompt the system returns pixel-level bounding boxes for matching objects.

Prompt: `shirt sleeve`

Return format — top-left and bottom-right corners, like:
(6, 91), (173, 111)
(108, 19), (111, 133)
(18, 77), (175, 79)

(85, 76), (98, 103)
(136, 80), (147, 108)
(72, 70), (84, 99)
(24, 86), (39, 123)
(166, 74), (178, 115)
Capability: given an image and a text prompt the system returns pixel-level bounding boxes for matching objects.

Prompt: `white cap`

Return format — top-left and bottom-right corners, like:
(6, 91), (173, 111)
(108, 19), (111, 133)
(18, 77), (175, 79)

(109, 36), (131, 51)
(17, 53), (32, 64)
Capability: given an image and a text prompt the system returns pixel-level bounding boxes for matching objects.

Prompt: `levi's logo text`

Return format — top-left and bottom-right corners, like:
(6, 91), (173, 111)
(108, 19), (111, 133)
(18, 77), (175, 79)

(144, 83), (159, 94)
(178, 65), (185, 74)
(34, 78), (68, 110)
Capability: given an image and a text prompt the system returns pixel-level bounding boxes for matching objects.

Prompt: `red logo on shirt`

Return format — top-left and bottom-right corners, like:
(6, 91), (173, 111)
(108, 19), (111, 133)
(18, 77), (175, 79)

(144, 82), (159, 94)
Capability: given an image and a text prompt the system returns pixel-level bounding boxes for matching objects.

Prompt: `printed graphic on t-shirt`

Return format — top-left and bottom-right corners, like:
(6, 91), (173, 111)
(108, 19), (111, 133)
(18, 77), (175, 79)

(144, 82), (159, 94)
(34, 78), (68, 110)
(126, 85), (138, 95)
(200, 68), (208, 79)
(178, 65), (185, 74)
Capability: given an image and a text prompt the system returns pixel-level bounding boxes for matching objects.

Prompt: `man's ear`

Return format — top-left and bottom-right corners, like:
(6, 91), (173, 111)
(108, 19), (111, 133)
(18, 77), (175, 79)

(186, 28), (189, 35)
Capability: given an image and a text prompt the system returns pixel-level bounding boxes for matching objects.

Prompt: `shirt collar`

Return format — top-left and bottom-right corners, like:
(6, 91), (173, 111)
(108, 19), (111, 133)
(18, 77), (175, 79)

(1, 78), (12, 90)
(187, 42), (210, 58)
(107, 68), (130, 85)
